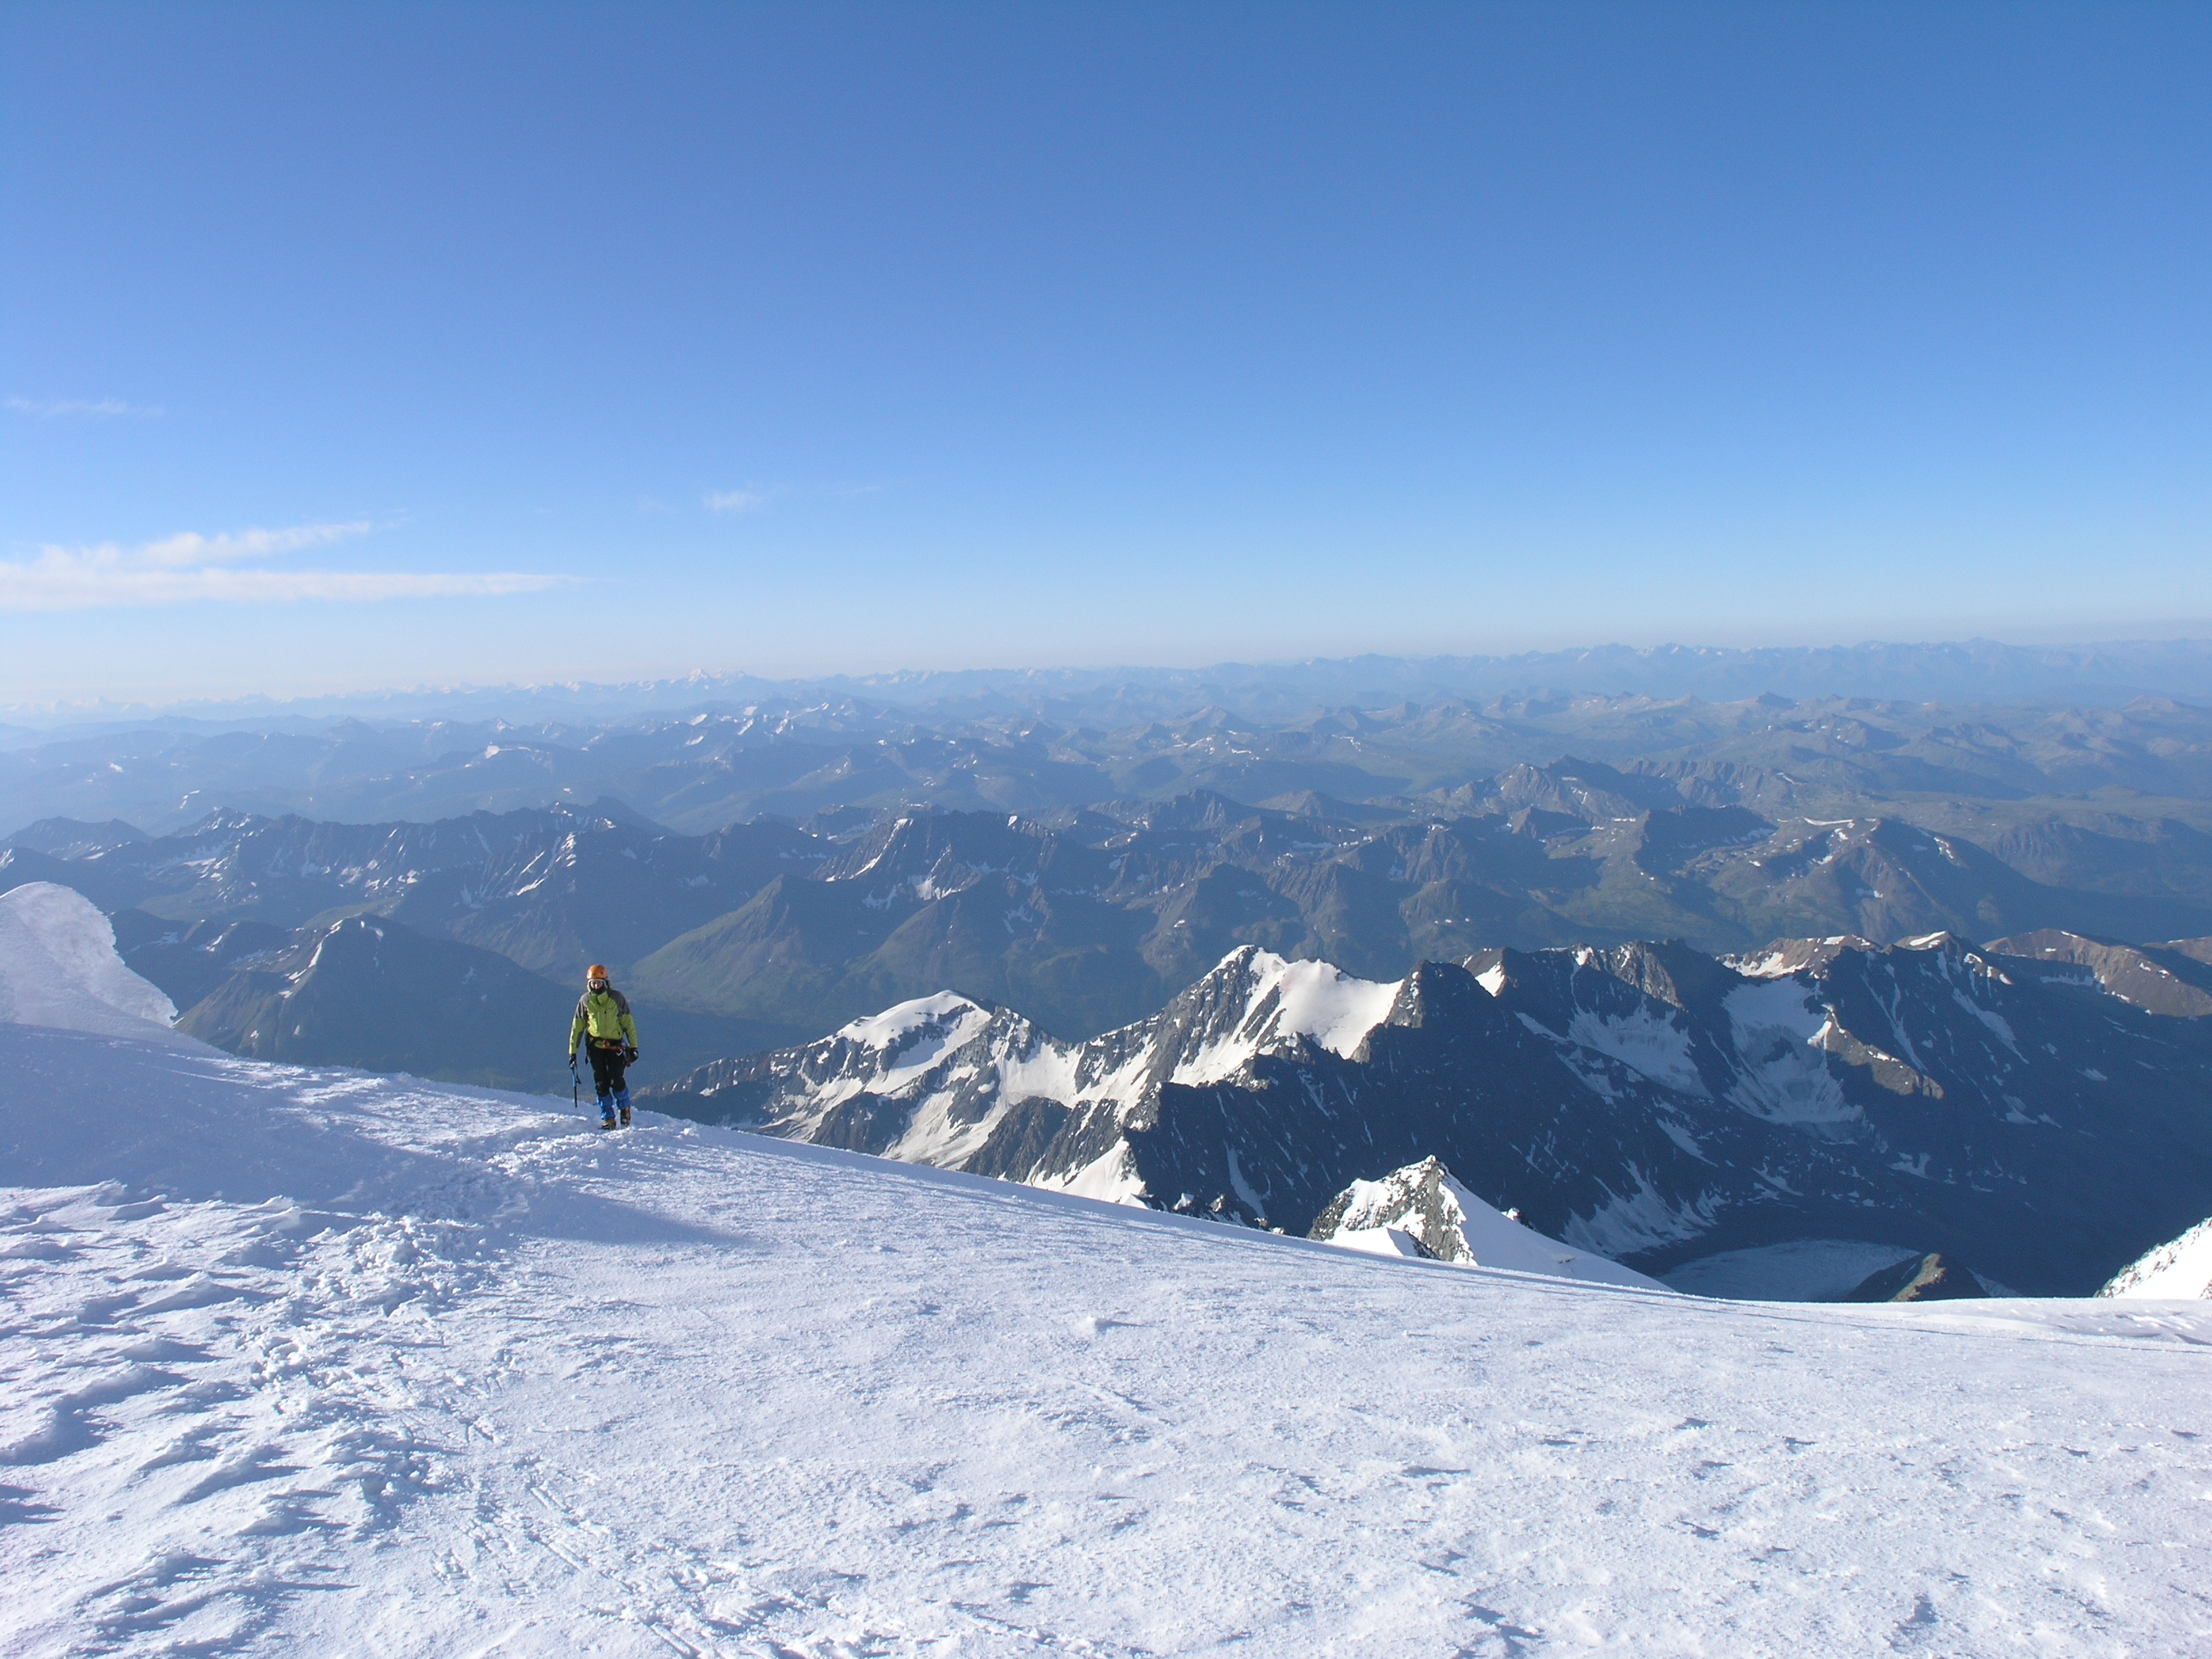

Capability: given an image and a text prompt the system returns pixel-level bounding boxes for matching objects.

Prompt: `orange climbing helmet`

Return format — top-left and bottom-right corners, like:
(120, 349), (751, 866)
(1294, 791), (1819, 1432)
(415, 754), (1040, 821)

(586, 964), (610, 983)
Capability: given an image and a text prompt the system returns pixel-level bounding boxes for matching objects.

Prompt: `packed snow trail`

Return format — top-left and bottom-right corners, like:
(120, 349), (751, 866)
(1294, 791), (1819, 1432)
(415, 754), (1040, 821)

(3, 1027), (2211, 1656)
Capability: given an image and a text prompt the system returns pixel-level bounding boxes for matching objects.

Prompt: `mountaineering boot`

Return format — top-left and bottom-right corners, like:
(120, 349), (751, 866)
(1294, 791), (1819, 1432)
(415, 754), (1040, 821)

(619, 1105), (632, 1128)
(600, 1110), (618, 1130)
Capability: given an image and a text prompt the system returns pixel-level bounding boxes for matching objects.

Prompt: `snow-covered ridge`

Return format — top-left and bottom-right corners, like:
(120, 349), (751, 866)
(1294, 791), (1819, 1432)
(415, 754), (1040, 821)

(1246, 956), (1401, 1060)
(827, 953), (1397, 1076)
(1727, 935), (1878, 979)
(664, 945), (1404, 1206)
(1311, 1158), (1666, 1290)
(835, 989), (987, 1048)
(1984, 928), (2212, 1019)
(1168, 951), (1400, 1082)
(2101, 1216), (2212, 1299)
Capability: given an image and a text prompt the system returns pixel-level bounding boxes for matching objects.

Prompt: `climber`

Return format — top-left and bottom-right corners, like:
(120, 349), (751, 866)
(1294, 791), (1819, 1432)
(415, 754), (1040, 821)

(567, 964), (640, 1129)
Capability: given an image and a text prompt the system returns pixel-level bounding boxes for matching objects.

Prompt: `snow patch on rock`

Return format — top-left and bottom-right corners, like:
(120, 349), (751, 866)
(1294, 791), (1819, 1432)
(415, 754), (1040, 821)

(1562, 1167), (1719, 1260)
(1565, 1003), (1706, 1097)
(1722, 978), (1857, 1126)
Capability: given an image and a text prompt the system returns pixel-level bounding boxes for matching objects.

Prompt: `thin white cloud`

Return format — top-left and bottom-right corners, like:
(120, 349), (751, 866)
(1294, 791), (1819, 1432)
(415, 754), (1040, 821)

(6, 396), (164, 419)
(137, 520), (373, 568)
(1, 521), (571, 611)
(705, 488), (769, 513)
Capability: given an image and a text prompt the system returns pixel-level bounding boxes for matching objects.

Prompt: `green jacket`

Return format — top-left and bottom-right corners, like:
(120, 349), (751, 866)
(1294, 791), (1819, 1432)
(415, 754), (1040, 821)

(569, 986), (638, 1055)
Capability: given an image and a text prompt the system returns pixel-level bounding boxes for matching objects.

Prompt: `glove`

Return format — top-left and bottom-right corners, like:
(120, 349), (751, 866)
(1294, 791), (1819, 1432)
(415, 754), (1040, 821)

(567, 1052), (578, 1068)
(623, 1046), (639, 1063)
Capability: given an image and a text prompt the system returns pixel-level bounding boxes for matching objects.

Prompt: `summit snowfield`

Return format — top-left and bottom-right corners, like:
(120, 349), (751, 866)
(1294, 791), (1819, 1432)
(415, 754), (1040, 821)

(4, 889), (2212, 1655)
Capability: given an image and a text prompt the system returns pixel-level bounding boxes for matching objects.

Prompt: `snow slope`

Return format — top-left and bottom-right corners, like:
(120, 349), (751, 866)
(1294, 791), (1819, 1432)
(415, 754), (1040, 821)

(5, 931), (2212, 1654)
(2102, 1215), (2212, 1299)
(0, 882), (191, 1043)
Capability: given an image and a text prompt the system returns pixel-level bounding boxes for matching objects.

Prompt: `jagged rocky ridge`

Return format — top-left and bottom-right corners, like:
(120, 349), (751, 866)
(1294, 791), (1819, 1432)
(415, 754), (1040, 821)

(644, 933), (2212, 1295)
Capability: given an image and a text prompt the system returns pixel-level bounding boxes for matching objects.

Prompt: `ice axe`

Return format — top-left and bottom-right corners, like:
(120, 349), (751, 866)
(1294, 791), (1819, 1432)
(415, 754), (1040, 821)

(571, 1056), (581, 1114)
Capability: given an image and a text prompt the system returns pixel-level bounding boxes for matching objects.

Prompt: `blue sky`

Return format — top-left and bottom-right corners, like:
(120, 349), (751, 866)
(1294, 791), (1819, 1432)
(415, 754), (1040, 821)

(3, 1), (2207, 703)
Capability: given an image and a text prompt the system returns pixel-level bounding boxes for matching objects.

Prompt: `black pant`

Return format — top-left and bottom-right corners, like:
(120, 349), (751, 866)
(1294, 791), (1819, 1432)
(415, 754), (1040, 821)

(586, 1042), (630, 1104)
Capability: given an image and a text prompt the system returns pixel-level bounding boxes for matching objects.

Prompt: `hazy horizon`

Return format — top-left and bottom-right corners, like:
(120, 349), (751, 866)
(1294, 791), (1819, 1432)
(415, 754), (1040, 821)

(8, 632), (2212, 729)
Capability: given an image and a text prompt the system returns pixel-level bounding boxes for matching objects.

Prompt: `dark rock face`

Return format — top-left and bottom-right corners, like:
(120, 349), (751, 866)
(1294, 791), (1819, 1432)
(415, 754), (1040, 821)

(1846, 1254), (1990, 1303)
(644, 932), (2212, 1297)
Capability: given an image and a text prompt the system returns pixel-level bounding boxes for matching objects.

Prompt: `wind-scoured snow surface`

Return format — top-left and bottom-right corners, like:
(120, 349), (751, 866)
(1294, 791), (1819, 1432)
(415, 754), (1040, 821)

(5, 949), (2212, 1651)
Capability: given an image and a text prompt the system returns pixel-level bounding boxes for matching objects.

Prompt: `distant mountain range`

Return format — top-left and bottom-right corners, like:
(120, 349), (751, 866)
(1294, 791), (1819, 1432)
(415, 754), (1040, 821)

(6, 678), (2212, 842)
(7, 775), (2211, 1095)
(641, 932), (2212, 1297)
(9, 637), (2212, 733)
